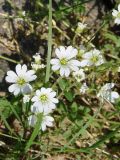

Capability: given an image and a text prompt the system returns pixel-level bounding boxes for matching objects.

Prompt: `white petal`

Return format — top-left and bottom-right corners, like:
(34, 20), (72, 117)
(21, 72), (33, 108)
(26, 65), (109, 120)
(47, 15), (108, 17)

(36, 90), (41, 96)
(111, 91), (119, 99)
(112, 9), (118, 17)
(27, 70), (35, 76)
(64, 67), (70, 77)
(118, 4), (120, 12)
(83, 51), (92, 59)
(49, 91), (56, 98)
(41, 87), (46, 93)
(48, 103), (56, 110)
(69, 60), (81, 66)
(51, 98), (59, 103)
(22, 64), (27, 73)
(80, 60), (90, 67)
(115, 18), (120, 24)
(6, 76), (17, 83)
(31, 103), (43, 113)
(50, 59), (59, 64)
(28, 75), (37, 82)
(52, 64), (60, 71)
(43, 105), (53, 114)
(60, 68), (65, 76)
(8, 84), (18, 92)
(104, 83), (115, 90)
(45, 116), (54, 122)
(16, 64), (22, 75)
(66, 46), (77, 59)
(59, 46), (66, 53)
(55, 46), (65, 59)
(46, 88), (53, 93)
(32, 96), (39, 102)
(13, 87), (20, 95)
(41, 122), (46, 131)
(7, 71), (17, 79)
(28, 115), (37, 127)
(21, 84), (32, 94)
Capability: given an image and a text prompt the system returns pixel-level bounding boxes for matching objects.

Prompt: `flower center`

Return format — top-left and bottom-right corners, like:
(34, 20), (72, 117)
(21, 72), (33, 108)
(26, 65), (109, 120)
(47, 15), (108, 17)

(60, 58), (68, 65)
(40, 94), (48, 103)
(17, 78), (26, 86)
(91, 56), (99, 63)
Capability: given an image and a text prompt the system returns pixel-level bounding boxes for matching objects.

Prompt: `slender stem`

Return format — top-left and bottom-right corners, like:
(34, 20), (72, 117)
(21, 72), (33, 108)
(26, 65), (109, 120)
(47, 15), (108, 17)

(45, 0), (52, 83)
(0, 55), (19, 64)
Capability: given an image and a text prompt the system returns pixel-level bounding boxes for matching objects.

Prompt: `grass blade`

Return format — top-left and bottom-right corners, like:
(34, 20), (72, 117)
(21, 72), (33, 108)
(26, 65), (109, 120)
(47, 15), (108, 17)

(45, 0), (52, 83)
(25, 114), (43, 152)
(0, 112), (13, 134)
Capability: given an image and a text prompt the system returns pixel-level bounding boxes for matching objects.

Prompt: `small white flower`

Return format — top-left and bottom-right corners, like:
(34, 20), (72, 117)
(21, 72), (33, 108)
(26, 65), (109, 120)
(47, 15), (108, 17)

(22, 11), (26, 16)
(80, 83), (89, 94)
(5, 64), (37, 95)
(23, 95), (30, 103)
(112, 4), (120, 25)
(41, 115), (54, 131)
(73, 69), (85, 82)
(80, 49), (104, 67)
(31, 87), (58, 114)
(76, 22), (87, 33)
(28, 114), (54, 131)
(33, 53), (41, 64)
(51, 46), (81, 77)
(118, 67), (120, 72)
(97, 83), (119, 103)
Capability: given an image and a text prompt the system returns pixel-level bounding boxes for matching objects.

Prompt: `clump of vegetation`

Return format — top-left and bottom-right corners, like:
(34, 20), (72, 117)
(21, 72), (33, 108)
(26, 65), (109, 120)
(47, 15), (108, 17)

(0, 0), (120, 159)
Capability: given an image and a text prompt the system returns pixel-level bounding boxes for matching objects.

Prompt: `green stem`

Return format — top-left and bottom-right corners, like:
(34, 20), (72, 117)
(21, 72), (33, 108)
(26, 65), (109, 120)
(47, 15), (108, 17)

(0, 55), (19, 64)
(45, 0), (52, 83)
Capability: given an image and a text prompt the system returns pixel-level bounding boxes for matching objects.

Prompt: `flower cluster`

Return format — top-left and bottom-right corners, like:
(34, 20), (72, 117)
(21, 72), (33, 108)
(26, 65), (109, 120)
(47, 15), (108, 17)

(28, 87), (58, 131)
(31, 53), (45, 71)
(5, 44), (120, 133)
(73, 69), (85, 82)
(76, 22), (87, 33)
(6, 64), (58, 131)
(97, 83), (119, 103)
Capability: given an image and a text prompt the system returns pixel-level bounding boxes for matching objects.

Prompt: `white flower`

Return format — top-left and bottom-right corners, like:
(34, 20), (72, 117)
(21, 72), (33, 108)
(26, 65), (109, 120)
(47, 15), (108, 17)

(118, 67), (120, 72)
(80, 83), (89, 94)
(33, 53), (41, 64)
(23, 95), (30, 103)
(97, 83), (119, 103)
(112, 4), (120, 25)
(22, 11), (26, 16)
(31, 87), (58, 114)
(28, 114), (54, 131)
(80, 49), (104, 67)
(51, 46), (81, 77)
(5, 64), (37, 95)
(73, 69), (85, 82)
(76, 22), (87, 33)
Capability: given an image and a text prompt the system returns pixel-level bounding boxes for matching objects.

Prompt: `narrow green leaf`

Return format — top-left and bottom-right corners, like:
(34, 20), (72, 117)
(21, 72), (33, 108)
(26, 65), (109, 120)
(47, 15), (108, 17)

(45, 0), (52, 83)
(25, 114), (43, 152)
(89, 126), (120, 149)
(0, 112), (13, 134)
